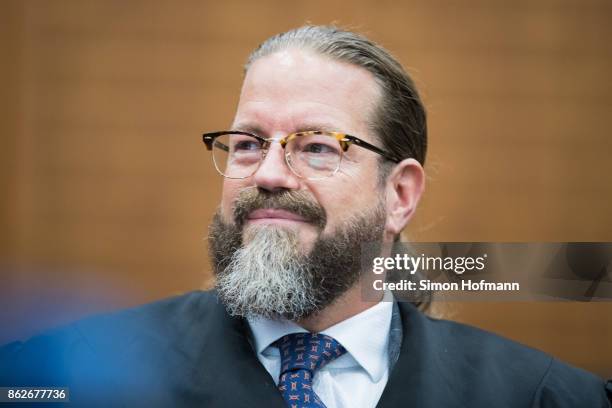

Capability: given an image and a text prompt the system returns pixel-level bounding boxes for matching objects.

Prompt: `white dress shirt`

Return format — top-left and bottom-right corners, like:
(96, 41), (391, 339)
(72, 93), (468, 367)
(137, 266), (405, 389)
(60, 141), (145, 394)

(247, 293), (394, 408)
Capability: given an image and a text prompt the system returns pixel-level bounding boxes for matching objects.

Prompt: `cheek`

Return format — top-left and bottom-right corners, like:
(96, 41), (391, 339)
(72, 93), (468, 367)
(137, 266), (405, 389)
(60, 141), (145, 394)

(313, 174), (381, 231)
(307, 184), (353, 232)
(220, 180), (247, 220)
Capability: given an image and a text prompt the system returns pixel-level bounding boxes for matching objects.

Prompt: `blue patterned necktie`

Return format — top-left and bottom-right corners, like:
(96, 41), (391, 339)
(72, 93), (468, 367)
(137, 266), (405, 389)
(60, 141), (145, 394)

(275, 333), (347, 408)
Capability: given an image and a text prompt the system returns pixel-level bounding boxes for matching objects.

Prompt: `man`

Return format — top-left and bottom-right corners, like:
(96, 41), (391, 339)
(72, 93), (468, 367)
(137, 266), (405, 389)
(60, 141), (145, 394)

(1, 26), (610, 407)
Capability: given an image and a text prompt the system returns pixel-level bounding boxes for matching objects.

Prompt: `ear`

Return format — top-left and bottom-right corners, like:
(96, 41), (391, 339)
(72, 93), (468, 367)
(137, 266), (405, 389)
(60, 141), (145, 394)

(384, 158), (425, 239)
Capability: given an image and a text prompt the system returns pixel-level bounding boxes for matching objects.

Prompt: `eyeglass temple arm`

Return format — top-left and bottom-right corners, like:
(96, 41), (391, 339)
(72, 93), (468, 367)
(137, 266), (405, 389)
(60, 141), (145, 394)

(344, 135), (402, 163)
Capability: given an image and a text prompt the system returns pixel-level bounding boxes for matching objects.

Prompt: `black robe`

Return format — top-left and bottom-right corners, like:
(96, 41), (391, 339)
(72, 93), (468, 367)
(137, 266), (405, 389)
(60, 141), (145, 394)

(1, 290), (610, 407)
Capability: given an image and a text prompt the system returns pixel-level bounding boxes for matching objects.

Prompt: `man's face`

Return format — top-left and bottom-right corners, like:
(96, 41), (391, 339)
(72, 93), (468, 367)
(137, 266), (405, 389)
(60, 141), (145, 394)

(209, 49), (391, 320)
(219, 49), (385, 248)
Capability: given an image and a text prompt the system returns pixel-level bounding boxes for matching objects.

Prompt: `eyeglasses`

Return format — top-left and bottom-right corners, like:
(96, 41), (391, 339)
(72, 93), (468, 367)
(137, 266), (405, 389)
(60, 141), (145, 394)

(202, 130), (401, 180)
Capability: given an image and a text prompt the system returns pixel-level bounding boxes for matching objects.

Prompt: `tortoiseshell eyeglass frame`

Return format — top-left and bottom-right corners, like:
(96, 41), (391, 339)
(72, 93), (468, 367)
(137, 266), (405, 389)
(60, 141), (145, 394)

(202, 130), (402, 179)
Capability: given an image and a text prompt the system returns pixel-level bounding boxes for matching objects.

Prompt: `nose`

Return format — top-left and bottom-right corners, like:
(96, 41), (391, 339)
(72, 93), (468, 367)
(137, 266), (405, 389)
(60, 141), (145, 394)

(252, 141), (300, 192)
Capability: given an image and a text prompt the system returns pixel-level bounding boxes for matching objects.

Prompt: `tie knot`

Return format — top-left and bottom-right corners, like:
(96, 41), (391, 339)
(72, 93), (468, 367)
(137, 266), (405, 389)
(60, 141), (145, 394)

(276, 333), (346, 375)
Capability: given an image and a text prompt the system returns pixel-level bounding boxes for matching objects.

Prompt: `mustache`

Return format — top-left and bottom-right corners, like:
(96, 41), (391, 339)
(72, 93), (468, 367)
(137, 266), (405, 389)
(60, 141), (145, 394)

(232, 188), (327, 230)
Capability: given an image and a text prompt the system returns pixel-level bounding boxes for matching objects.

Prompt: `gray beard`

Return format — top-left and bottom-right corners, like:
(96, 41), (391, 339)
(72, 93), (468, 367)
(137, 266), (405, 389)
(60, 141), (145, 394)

(208, 203), (385, 321)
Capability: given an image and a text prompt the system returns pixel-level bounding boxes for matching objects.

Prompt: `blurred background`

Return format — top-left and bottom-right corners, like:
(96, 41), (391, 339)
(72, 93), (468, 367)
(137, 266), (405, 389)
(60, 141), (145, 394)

(1, 0), (611, 377)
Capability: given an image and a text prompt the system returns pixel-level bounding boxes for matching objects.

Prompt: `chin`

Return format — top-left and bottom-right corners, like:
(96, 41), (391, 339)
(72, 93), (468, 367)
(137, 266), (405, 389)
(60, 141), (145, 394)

(245, 223), (317, 250)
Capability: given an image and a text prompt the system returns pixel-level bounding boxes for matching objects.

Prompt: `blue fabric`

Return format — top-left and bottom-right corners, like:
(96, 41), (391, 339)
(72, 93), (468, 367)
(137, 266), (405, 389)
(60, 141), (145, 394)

(276, 333), (346, 408)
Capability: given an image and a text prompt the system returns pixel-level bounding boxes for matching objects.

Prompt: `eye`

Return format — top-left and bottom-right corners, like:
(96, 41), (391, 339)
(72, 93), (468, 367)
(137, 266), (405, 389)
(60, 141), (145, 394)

(303, 143), (336, 154)
(234, 139), (260, 151)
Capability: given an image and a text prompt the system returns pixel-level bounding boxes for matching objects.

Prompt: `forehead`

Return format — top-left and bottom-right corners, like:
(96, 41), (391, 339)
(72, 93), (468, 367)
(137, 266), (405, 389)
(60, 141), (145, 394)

(234, 49), (381, 137)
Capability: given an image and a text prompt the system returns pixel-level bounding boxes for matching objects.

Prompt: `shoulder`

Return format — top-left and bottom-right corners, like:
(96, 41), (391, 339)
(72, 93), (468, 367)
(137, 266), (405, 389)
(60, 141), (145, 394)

(71, 289), (219, 341)
(398, 303), (610, 406)
(0, 290), (221, 386)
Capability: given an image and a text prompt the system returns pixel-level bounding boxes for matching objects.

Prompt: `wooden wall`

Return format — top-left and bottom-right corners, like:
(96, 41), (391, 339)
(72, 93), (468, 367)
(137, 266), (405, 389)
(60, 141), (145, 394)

(1, 0), (611, 377)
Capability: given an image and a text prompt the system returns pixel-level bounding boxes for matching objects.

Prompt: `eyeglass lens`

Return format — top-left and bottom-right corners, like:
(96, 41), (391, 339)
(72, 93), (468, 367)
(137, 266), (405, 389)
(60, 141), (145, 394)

(211, 133), (343, 179)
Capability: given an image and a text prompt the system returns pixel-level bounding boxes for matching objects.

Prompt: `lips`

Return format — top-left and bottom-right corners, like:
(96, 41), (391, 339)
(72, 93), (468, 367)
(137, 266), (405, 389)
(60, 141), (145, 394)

(247, 208), (308, 223)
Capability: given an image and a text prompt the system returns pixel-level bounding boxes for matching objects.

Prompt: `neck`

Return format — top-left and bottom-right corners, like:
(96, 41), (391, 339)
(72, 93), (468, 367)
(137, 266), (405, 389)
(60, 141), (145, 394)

(296, 283), (384, 332)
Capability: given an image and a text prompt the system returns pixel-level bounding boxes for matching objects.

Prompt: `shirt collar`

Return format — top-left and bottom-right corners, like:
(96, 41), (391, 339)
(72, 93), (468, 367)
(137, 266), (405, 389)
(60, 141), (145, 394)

(247, 291), (394, 383)
(248, 315), (307, 356)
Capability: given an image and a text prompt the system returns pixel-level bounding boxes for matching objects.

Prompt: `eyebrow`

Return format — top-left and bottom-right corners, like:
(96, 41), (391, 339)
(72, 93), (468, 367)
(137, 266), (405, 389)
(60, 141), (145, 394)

(232, 121), (343, 137)
(232, 123), (265, 135)
(294, 122), (340, 133)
